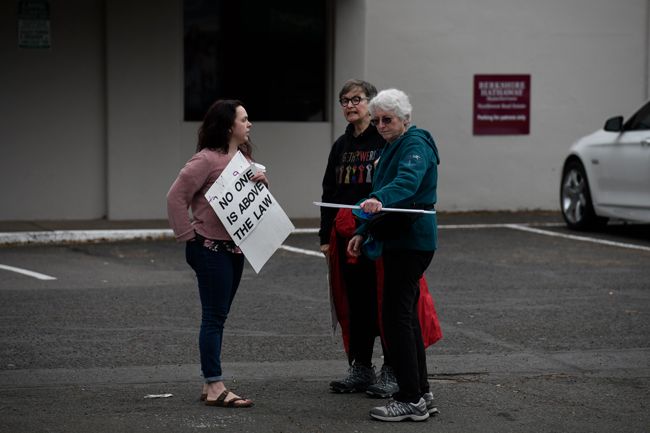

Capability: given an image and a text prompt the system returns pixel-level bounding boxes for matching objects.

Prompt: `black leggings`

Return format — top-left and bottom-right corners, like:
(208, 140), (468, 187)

(338, 237), (388, 366)
(382, 249), (434, 403)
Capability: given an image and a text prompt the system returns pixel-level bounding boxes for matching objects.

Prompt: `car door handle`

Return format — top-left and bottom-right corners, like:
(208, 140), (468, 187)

(643, 138), (650, 147)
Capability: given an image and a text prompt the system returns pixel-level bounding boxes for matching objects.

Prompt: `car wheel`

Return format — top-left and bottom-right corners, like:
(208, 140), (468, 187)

(560, 159), (607, 230)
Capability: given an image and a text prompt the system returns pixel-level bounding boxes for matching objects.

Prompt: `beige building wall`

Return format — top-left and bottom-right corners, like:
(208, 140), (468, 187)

(0, 0), (106, 220)
(362, 0), (648, 211)
(108, 1), (332, 220)
(0, 0), (647, 220)
(105, 0), (183, 219)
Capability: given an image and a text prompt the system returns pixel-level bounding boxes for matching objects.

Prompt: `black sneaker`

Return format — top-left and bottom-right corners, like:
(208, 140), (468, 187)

(366, 365), (398, 398)
(330, 364), (376, 393)
(369, 397), (430, 422)
(422, 391), (439, 415)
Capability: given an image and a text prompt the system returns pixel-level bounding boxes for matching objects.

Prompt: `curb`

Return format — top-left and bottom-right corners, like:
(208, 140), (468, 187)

(0, 229), (175, 246)
(0, 228), (319, 246)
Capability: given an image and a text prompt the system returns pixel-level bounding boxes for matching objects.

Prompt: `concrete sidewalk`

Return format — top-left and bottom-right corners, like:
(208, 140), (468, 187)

(0, 211), (564, 245)
(0, 218), (322, 245)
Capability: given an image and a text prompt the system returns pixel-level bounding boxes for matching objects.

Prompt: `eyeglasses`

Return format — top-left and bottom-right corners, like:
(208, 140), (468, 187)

(370, 116), (394, 126)
(339, 96), (367, 107)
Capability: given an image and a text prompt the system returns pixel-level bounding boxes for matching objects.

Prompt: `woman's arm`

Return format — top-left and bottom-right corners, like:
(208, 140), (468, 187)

(371, 139), (433, 207)
(166, 154), (210, 241)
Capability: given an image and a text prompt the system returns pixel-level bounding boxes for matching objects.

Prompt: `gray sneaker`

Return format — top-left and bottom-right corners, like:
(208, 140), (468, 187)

(422, 391), (439, 415)
(366, 365), (399, 398)
(369, 397), (430, 422)
(330, 364), (376, 393)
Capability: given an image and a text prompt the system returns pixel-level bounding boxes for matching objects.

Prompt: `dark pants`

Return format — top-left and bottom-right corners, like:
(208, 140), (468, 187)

(382, 248), (434, 403)
(338, 236), (389, 367)
(186, 240), (244, 382)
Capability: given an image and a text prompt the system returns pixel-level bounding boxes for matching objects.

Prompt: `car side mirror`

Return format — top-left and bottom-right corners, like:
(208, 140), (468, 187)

(603, 116), (624, 132)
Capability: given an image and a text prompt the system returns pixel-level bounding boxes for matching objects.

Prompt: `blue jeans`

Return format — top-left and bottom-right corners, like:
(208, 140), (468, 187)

(186, 240), (244, 383)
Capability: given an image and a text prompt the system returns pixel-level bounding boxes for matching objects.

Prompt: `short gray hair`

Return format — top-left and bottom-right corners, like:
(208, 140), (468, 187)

(339, 79), (378, 100)
(368, 88), (412, 121)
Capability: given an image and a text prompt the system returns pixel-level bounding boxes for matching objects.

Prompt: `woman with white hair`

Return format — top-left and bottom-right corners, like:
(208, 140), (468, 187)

(348, 88), (440, 422)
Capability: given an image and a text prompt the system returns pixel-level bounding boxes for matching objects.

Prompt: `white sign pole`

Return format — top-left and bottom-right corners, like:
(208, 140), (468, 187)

(313, 201), (436, 214)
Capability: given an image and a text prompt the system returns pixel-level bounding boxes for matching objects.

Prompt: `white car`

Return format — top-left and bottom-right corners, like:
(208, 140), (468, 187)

(560, 101), (650, 230)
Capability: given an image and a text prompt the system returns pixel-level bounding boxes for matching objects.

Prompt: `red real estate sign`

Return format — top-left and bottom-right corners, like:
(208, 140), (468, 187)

(473, 74), (530, 135)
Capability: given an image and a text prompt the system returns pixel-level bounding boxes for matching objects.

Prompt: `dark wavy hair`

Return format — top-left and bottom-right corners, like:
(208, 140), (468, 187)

(196, 99), (253, 157)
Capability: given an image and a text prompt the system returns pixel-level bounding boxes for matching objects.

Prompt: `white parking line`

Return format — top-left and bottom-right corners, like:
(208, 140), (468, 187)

(283, 222), (649, 256)
(438, 222), (565, 229)
(279, 245), (324, 257)
(292, 228), (319, 234)
(505, 224), (650, 253)
(292, 223), (564, 232)
(0, 264), (57, 280)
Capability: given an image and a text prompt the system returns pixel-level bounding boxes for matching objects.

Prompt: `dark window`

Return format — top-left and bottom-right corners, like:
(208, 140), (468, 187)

(184, 0), (329, 122)
(624, 101), (650, 131)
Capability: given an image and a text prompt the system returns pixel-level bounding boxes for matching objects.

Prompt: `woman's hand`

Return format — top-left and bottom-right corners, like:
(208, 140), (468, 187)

(347, 235), (364, 257)
(320, 244), (330, 256)
(251, 172), (269, 187)
(360, 198), (382, 214)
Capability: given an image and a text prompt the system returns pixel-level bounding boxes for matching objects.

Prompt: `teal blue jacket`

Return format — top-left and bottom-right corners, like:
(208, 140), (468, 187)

(360, 125), (440, 251)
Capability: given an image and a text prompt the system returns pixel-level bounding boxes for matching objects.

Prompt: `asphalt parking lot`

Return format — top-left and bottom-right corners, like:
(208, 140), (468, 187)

(0, 212), (648, 433)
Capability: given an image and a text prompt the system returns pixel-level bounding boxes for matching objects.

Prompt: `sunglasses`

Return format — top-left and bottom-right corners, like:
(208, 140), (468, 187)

(370, 116), (394, 126)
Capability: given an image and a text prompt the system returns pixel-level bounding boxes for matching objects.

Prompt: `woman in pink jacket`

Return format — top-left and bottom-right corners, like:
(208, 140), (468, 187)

(167, 99), (266, 408)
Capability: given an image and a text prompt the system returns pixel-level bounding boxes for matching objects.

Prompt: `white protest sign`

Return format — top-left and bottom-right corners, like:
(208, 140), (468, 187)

(204, 150), (249, 201)
(205, 151), (294, 273)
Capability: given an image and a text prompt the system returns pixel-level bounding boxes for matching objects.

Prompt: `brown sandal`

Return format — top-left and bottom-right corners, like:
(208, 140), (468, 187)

(205, 389), (253, 408)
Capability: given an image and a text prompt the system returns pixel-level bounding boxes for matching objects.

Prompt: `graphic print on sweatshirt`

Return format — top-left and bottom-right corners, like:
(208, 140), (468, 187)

(336, 149), (382, 185)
